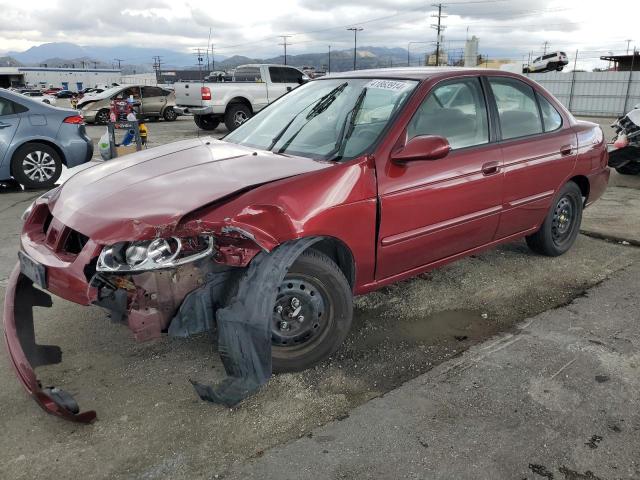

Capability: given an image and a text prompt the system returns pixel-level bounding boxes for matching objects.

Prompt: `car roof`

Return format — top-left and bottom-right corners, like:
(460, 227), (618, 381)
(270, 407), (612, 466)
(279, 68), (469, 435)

(1, 88), (71, 112)
(322, 66), (517, 81)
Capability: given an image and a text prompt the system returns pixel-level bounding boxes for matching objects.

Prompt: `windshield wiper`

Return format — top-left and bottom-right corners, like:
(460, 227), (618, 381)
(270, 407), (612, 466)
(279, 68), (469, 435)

(272, 82), (348, 153)
(328, 87), (368, 161)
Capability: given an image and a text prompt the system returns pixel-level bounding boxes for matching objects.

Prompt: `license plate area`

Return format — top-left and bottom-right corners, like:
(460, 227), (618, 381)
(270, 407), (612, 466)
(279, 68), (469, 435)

(18, 251), (47, 289)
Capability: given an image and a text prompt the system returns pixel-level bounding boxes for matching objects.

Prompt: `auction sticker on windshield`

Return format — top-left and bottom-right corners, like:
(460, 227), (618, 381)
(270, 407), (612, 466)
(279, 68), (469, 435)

(366, 80), (411, 91)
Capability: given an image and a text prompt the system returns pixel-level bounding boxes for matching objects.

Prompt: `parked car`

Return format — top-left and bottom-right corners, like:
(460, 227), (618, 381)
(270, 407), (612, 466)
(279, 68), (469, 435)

(524, 51), (569, 73)
(0, 89), (93, 189)
(77, 85), (178, 124)
(174, 64), (308, 131)
(42, 87), (63, 95)
(20, 90), (57, 105)
(55, 90), (76, 99)
(4, 68), (609, 421)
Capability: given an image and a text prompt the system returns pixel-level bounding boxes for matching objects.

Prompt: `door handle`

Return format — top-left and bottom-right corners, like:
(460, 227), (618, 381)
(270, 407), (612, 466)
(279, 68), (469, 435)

(560, 145), (574, 156)
(481, 161), (501, 176)
(0, 123), (11, 129)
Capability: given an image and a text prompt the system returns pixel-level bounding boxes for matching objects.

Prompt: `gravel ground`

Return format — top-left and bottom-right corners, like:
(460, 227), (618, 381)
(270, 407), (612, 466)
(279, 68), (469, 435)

(0, 115), (638, 480)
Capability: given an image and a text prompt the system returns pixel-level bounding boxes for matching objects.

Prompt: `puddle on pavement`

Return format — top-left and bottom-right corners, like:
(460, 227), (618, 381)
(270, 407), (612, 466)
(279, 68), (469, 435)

(355, 308), (490, 349)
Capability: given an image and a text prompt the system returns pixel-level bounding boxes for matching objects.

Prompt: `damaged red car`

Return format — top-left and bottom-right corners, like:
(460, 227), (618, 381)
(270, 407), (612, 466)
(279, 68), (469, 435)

(4, 68), (609, 422)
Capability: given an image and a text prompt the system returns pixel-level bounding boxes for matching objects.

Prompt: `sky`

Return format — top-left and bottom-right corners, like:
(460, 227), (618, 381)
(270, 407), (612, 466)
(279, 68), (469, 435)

(0, 0), (638, 69)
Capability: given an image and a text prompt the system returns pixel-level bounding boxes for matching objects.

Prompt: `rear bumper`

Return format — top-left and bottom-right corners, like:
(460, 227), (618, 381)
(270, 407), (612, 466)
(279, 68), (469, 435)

(3, 263), (96, 423)
(586, 167), (610, 207)
(175, 105), (219, 116)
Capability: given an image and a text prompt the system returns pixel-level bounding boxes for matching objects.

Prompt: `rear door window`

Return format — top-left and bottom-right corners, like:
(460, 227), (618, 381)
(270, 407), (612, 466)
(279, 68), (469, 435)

(0, 98), (16, 115)
(268, 67), (285, 83)
(489, 77), (543, 140)
(407, 77), (489, 150)
(536, 93), (562, 132)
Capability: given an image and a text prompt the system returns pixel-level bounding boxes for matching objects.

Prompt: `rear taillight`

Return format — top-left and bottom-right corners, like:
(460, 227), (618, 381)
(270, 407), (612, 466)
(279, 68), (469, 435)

(63, 115), (84, 124)
(201, 87), (212, 101)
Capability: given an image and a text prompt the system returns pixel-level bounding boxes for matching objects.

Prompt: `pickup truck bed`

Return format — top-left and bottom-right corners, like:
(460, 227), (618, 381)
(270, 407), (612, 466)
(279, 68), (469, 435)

(174, 64), (305, 132)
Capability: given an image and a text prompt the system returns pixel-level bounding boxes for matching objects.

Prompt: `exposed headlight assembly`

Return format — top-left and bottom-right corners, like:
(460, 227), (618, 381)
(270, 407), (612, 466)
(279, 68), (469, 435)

(97, 235), (215, 272)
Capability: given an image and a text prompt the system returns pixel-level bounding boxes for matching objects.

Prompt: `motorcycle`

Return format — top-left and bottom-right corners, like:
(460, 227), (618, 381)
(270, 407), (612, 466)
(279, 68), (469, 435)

(609, 105), (640, 175)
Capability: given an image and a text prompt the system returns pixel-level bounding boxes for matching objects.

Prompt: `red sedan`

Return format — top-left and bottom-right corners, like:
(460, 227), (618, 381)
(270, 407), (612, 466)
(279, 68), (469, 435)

(5, 68), (609, 421)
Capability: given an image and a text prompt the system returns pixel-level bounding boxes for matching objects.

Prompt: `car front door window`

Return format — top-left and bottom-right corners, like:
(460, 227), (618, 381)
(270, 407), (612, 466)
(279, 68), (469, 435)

(407, 78), (489, 150)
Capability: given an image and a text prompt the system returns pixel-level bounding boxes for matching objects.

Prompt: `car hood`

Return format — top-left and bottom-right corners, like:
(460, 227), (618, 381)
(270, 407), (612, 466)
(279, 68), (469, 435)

(50, 137), (332, 242)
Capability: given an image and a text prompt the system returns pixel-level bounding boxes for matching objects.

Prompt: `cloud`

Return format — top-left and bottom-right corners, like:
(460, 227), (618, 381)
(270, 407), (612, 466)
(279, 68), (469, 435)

(0, 0), (636, 68)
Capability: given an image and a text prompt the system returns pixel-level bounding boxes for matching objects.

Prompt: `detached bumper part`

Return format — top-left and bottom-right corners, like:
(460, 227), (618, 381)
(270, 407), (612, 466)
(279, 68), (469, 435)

(187, 238), (320, 407)
(3, 264), (96, 423)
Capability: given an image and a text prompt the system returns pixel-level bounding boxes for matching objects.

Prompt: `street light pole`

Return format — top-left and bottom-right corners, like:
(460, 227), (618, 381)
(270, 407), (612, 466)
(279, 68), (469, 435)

(328, 45), (331, 74)
(347, 27), (363, 71)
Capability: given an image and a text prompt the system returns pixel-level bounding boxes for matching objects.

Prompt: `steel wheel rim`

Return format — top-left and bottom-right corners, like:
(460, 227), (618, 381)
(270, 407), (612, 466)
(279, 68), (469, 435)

(272, 275), (329, 349)
(22, 151), (56, 182)
(551, 195), (576, 245)
(234, 111), (248, 126)
(97, 110), (108, 123)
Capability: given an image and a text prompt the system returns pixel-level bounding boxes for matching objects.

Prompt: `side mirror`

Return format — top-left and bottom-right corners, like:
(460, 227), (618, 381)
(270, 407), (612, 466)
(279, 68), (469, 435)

(391, 135), (451, 163)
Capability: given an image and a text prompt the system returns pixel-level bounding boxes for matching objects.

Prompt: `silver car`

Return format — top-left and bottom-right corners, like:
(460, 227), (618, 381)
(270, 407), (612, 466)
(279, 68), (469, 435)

(0, 89), (93, 189)
(78, 85), (178, 124)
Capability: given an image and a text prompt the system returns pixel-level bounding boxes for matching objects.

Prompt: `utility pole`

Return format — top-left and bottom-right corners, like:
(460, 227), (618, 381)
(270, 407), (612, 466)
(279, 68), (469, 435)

(347, 27), (363, 70)
(430, 4), (447, 67)
(194, 48), (205, 81)
(328, 45), (331, 74)
(211, 45), (215, 71)
(92, 61), (98, 69)
(627, 39), (633, 55)
(152, 56), (163, 83)
(542, 41), (549, 55)
(279, 35), (292, 65)
(114, 58), (123, 70)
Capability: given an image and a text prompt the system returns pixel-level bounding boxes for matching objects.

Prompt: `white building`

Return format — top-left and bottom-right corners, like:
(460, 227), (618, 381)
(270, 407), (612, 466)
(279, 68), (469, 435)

(0, 66), (122, 91)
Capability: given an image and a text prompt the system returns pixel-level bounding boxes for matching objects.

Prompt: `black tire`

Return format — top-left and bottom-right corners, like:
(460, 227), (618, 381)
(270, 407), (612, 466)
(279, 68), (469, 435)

(224, 103), (252, 131)
(615, 162), (640, 175)
(95, 109), (110, 125)
(194, 114), (220, 131)
(270, 250), (353, 373)
(526, 181), (583, 257)
(163, 107), (178, 121)
(11, 143), (62, 189)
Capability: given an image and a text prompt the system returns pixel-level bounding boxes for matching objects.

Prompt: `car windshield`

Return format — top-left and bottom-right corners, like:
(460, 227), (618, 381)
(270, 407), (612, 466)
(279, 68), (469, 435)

(224, 78), (418, 161)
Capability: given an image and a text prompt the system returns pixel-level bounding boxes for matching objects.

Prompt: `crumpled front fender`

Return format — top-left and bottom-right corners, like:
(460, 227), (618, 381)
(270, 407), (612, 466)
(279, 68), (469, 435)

(3, 263), (96, 423)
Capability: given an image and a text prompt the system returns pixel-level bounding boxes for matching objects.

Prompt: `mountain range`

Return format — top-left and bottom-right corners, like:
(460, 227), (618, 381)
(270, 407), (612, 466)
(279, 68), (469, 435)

(3, 41), (487, 73)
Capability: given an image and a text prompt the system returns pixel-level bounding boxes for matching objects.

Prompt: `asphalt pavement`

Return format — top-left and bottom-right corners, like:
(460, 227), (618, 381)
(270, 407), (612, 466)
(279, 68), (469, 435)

(225, 262), (640, 480)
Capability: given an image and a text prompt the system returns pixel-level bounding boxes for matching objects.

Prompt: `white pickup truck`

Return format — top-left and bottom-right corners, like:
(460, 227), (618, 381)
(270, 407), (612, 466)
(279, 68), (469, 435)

(174, 64), (307, 131)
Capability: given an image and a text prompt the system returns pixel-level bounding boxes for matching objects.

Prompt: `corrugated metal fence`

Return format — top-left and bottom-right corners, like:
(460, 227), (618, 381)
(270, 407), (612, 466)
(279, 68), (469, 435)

(525, 71), (640, 118)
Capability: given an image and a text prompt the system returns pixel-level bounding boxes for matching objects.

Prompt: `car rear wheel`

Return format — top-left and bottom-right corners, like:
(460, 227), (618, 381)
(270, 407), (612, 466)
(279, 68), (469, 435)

(95, 109), (110, 125)
(224, 103), (252, 131)
(194, 114), (220, 131)
(526, 181), (583, 257)
(163, 107), (178, 121)
(11, 143), (62, 189)
(270, 250), (353, 373)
